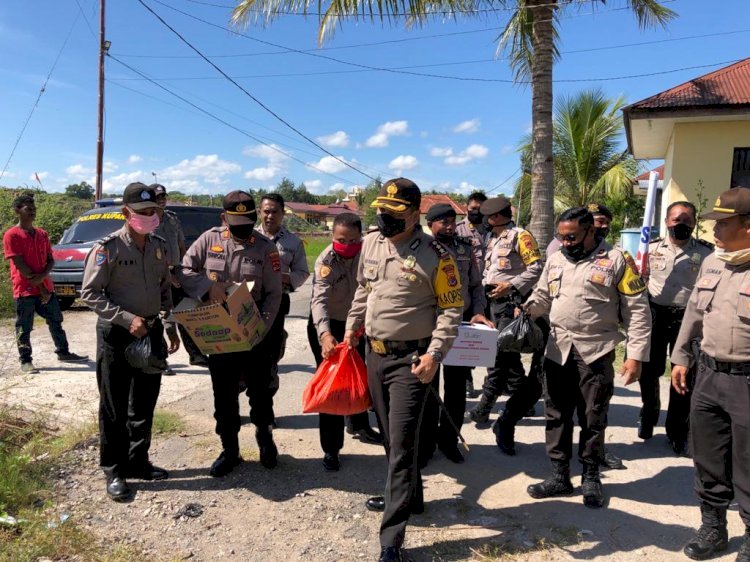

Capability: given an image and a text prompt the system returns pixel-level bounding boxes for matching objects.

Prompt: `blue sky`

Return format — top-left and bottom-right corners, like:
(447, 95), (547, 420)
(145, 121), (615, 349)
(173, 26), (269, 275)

(0, 0), (747, 197)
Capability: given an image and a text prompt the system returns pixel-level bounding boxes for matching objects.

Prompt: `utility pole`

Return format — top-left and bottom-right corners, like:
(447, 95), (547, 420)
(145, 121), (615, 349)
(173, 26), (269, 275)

(95, 0), (106, 200)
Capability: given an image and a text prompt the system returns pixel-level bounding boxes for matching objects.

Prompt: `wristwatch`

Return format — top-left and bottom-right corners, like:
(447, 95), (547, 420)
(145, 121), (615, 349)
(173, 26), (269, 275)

(428, 350), (443, 364)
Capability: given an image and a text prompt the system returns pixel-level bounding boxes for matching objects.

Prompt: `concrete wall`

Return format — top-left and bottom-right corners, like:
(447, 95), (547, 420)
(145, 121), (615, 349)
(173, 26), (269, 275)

(661, 120), (750, 239)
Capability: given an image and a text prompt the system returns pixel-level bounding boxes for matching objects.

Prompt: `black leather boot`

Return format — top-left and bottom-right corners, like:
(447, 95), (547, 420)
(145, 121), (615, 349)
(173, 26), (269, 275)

(737, 528), (750, 562)
(581, 462), (604, 508)
(492, 412), (516, 456)
(256, 427), (278, 469)
(527, 460), (574, 499)
(468, 393), (495, 423)
(683, 504), (728, 560)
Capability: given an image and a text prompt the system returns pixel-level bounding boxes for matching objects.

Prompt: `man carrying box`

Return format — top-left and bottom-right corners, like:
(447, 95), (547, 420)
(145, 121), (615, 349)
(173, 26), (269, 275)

(179, 191), (283, 476)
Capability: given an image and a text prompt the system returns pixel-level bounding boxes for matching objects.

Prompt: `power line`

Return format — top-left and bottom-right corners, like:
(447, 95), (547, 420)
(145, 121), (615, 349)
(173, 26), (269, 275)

(108, 54), (383, 183)
(143, 0), (708, 85)
(1, 9), (82, 181)
(109, 26), (750, 62)
(108, 56), (745, 85)
(486, 168), (521, 195)
(73, 0), (99, 39)
(138, 0), (376, 180)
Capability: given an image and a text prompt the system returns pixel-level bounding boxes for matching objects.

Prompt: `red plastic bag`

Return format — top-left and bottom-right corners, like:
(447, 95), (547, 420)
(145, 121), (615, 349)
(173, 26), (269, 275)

(302, 343), (372, 416)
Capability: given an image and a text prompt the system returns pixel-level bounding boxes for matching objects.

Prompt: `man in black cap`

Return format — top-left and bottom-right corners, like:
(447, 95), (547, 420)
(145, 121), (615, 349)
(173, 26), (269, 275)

(179, 191), (283, 476)
(468, 195), (544, 455)
(81, 182), (179, 501)
(344, 178), (463, 562)
(421, 202), (492, 464)
(151, 183), (208, 370)
(672, 187), (750, 562)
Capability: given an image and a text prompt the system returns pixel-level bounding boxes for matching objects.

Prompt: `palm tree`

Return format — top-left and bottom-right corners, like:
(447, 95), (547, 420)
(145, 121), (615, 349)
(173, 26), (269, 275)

(232, 0), (675, 247)
(513, 89), (640, 225)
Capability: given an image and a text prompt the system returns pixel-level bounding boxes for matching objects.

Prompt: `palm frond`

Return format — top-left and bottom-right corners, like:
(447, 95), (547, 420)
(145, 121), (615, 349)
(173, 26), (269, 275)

(624, 0), (678, 29)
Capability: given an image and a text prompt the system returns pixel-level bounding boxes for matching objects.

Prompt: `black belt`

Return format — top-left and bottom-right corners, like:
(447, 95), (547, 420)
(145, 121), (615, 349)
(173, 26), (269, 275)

(700, 353), (750, 375)
(650, 301), (685, 314)
(368, 337), (430, 356)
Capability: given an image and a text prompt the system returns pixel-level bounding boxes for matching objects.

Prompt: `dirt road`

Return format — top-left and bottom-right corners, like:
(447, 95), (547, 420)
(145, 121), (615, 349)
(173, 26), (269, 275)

(0, 283), (745, 561)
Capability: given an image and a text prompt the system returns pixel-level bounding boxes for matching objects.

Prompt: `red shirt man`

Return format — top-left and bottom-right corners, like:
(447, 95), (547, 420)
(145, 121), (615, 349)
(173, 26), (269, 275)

(3, 225), (55, 298)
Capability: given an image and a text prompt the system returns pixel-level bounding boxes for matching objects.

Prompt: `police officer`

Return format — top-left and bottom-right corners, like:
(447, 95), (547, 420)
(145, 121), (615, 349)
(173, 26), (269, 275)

(307, 212), (381, 472)
(639, 201), (712, 454)
(524, 206), (651, 508)
(151, 183), (208, 372)
(456, 191), (488, 264)
(344, 178), (463, 562)
(256, 193), (309, 425)
(468, 196), (543, 427)
(180, 191), (283, 476)
(671, 188), (750, 562)
(81, 182), (179, 501)
(422, 203), (491, 464)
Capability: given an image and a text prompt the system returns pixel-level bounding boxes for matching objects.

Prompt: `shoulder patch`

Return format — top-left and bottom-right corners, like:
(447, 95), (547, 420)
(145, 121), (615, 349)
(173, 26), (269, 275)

(517, 230), (541, 266)
(429, 239), (450, 261)
(95, 248), (109, 266)
(433, 254), (464, 309)
(319, 264), (332, 279)
(617, 250), (647, 295)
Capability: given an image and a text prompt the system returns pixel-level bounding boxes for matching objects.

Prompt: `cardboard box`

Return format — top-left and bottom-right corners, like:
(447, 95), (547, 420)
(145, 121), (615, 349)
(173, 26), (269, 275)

(443, 322), (499, 367)
(172, 281), (266, 355)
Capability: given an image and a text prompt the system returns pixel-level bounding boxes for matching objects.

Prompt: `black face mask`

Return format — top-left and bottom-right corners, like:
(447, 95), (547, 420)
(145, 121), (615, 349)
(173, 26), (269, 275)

(561, 229), (591, 262)
(376, 213), (407, 238)
(596, 226), (610, 240)
(668, 223), (693, 241)
(436, 233), (454, 244)
(468, 210), (483, 225)
(228, 223), (256, 240)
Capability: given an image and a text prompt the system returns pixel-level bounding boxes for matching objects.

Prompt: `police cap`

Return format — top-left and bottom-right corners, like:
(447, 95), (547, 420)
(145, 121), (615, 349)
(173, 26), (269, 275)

(425, 203), (456, 223)
(480, 196), (512, 218)
(150, 183), (167, 196)
(123, 182), (159, 211)
(371, 178), (421, 213)
(702, 187), (750, 220)
(223, 190), (257, 225)
(587, 202), (613, 220)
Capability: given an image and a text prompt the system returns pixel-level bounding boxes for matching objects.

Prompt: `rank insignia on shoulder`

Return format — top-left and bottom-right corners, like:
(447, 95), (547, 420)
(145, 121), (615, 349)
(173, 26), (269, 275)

(155, 247), (162, 260)
(429, 240), (449, 260)
(222, 230), (230, 239)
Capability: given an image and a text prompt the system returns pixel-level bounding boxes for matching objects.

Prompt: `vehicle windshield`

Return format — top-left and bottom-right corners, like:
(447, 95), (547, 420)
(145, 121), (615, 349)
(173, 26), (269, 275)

(59, 211), (125, 244)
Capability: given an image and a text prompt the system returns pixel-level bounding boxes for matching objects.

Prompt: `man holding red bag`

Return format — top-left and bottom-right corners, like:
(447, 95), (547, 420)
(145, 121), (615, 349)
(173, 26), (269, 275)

(344, 178), (464, 562)
(307, 212), (382, 472)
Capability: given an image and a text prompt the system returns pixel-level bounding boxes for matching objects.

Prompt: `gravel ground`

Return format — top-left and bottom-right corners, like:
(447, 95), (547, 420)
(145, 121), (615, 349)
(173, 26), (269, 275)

(0, 281), (746, 561)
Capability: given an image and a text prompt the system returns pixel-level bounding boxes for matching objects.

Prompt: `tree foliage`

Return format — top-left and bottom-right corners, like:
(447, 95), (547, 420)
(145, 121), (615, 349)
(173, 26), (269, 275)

(64, 182), (95, 200)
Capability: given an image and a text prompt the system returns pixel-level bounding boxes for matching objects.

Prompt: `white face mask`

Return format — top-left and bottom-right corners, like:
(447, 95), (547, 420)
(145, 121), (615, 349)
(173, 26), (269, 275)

(715, 247), (750, 265)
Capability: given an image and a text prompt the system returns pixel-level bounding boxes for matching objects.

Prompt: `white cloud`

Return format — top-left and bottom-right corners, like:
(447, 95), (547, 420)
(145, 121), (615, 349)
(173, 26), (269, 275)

(430, 147), (453, 158)
(103, 161), (118, 173)
(65, 164), (92, 176)
(242, 144), (289, 182)
(388, 155), (419, 172)
(365, 120), (409, 148)
(307, 155), (349, 174)
(127, 154), (142, 164)
(244, 167), (278, 181)
(316, 130), (349, 148)
(458, 181), (480, 193)
(444, 144), (489, 166)
(103, 171), (145, 193)
(303, 179), (324, 193)
(453, 118), (480, 134)
(329, 182), (346, 192)
(159, 154), (241, 188)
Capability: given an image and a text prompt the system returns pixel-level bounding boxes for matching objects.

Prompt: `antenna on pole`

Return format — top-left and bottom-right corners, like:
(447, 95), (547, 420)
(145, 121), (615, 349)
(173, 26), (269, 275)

(95, 0), (109, 200)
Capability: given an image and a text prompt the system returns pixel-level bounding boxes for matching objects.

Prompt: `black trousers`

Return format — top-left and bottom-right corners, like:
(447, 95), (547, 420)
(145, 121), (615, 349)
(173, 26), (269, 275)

(266, 293), (290, 398)
(306, 315), (370, 454)
(96, 319), (163, 476)
(639, 303), (691, 442)
(367, 345), (429, 548)
(543, 347), (615, 465)
(208, 336), (274, 453)
(691, 358), (750, 526)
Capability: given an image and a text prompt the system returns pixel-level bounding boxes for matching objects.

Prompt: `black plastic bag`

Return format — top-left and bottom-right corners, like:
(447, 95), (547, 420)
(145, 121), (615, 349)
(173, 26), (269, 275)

(125, 333), (168, 374)
(496, 311), (544, 354)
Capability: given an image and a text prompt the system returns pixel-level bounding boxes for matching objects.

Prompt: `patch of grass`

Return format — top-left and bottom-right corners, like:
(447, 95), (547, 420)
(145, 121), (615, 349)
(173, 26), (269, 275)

(470, 526), (580, 560)
(301, 235), (331, 273)
(0, 405), (152, 561)
(152, 409), (186, 436)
